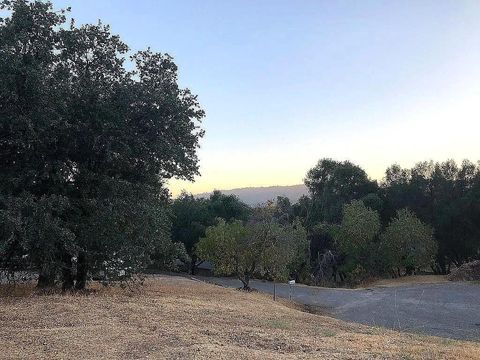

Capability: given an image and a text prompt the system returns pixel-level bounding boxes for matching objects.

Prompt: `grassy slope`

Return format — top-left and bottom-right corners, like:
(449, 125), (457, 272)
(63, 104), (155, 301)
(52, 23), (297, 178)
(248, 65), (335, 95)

(0, 275), (478, 360)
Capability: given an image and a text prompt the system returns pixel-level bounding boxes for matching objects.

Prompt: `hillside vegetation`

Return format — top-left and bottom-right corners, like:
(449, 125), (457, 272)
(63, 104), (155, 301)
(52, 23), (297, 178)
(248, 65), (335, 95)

(1, 275), (479, 360)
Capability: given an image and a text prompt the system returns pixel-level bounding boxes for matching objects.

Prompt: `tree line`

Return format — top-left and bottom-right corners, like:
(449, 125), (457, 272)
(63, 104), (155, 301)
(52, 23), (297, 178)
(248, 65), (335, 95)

(172, 158), (479, 287)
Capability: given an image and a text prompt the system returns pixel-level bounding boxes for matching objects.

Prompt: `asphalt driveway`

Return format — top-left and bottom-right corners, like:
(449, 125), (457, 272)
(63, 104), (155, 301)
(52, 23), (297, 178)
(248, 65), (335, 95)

(196, 276), (480, 341)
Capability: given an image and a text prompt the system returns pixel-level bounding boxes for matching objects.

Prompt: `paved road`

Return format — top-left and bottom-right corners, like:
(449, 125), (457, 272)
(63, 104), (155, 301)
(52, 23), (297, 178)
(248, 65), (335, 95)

(196, 276), (480, 341)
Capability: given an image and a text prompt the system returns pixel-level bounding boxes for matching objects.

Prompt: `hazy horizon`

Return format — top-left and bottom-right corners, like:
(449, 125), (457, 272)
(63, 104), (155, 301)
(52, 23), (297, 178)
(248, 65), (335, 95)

(171, 157), (479, 197)
(54, 0), (480, 197)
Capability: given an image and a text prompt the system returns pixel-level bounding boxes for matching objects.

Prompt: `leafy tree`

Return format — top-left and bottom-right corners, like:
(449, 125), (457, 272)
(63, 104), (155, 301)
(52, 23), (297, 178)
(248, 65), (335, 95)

(360, 193), (383, 212)
(380, 163), (413, 223)
(309, 223), (337, 266)
(307, 222), (339, 283)
(292, 195), (321, 229)
(169, 191), (250, 274)
(305, 159), (378, 223)
(151, 241), (190, 272)
(207, 190), (251, 222)
(380, 209), (436, 275)
(0, 1), (204, 289)
(196, 219), (249, 287)
(273, 196), (294, 224)
(170, 192), (211, 274)
(334, 200), (381, 275)
(250, 204), (309, 283)
(429, 160), (480, 271)
(381, 160), (480, 273)
(196, 206), (307, 290)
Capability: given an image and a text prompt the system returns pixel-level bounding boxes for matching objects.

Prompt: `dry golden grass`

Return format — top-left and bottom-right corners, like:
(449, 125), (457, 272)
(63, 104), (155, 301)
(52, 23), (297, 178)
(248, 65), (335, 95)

(0, 275), (478, 360)
(368, 275), (448, 288)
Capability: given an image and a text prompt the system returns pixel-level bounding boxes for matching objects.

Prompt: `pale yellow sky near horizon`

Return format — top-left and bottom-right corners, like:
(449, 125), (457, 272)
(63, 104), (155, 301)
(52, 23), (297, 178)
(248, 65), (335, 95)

(161, 1), (480, 198)
(168, 82), (480, 197)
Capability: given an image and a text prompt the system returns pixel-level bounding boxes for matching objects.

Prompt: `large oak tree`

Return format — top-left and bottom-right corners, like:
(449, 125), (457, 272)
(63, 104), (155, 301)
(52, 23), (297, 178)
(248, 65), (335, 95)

(0, 0), (204, 289)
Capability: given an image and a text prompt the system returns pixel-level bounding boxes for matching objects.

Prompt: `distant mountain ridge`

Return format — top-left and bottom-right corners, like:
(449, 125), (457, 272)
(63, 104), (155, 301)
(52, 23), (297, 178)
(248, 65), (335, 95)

(195, 184), (308, 206)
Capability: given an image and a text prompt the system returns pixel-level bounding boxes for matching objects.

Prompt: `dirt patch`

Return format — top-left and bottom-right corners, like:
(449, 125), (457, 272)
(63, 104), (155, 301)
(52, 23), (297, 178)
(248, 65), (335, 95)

(448, 260), (480, 282)
(1, 275), (479, 359)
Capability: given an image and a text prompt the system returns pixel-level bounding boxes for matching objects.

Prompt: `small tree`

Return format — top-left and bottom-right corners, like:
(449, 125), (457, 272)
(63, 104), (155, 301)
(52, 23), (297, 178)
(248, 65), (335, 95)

(335, 200), (381, 277)
(196, 219), (249, 287)
(381, 209), (436, 276)
(196, 208), (307, 290)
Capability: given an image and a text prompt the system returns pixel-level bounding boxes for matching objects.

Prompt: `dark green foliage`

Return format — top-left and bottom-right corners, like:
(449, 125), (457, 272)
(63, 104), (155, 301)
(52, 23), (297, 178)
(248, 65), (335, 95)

(381, 160), (480, 273)
(0, 1), (204, 289)
(360, 193), (383, 212)
(304, 158), (378, 223)
(274, 196), (294, 224)
(207, 190), (251, 222)
(380, 209), (436, 276)
(308, 223), (337, 267)
(334, 200), (381, 278)
(151, 241), (190, 272)
(300, 158), (479, 284)
(327, 201), (436, 284)
(170, 190), (250, 274)
(171, 193), (211, 255)
(292, 195), (321, 229)
(170, 192), (211, 274)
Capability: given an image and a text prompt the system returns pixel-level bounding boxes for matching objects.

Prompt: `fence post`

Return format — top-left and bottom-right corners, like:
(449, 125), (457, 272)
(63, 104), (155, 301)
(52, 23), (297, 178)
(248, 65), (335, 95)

(288, 279), (295, 300)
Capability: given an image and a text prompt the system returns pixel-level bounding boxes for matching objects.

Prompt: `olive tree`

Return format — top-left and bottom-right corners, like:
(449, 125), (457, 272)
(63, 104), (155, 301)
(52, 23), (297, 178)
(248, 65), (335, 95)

(196, 207), (307, 290)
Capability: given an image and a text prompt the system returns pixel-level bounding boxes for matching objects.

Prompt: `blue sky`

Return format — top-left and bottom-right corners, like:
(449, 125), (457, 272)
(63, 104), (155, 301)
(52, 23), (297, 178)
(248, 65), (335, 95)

(54, 0), (480, 195)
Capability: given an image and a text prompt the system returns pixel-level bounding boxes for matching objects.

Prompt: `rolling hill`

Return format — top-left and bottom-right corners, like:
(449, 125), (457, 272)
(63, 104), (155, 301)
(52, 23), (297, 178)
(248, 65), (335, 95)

(195, 184), (308, 206)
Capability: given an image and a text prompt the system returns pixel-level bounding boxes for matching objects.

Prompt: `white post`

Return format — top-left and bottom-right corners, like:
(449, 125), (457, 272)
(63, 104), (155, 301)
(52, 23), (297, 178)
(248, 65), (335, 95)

(288, 279), (295, 300)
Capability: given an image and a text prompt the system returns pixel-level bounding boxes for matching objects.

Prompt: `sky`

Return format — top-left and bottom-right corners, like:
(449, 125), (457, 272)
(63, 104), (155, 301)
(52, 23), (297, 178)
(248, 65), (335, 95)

(54, 0), (480, 196)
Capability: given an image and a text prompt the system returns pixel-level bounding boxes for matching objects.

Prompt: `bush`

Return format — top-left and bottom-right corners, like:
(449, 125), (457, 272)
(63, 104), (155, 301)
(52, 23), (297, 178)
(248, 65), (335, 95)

(448, 260), (480, 281)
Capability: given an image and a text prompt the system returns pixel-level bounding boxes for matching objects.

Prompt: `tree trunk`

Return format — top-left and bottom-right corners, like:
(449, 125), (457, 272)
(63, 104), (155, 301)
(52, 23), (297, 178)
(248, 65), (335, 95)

(190, 257), (196, 275)
(37, 265), (55, 288)
(405, 266), (414, 276)
(61, 253), (74, 291)
(437, 256), (447, 275)
(75, 252), (87, 290)
(239, 273), (251, 291)
(189, 256), (204, 275)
